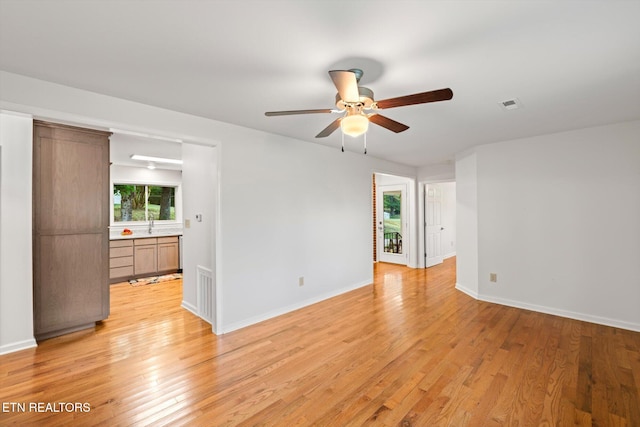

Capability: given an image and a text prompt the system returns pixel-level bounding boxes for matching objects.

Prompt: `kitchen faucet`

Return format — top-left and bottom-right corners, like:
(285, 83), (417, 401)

(148, 214), (154, 234)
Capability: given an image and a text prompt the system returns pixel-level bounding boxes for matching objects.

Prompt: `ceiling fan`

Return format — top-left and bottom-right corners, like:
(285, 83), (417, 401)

(265, 68), (453, 146)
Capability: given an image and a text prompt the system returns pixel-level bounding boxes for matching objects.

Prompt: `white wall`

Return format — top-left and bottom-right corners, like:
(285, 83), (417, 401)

(376, 173), (411, 186)
(218, 137), (416, 331)
(181, 143), (217, 329)
(417, 162), (455, 182)
(455, 151), (479, 297)
(457, 120), (640, 331)
(0, 71), (417, 351)
(0, 112), (36, 354)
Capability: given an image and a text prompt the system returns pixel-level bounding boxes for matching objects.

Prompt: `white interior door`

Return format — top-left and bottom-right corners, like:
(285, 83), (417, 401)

(425, 184), (444, 267)
(377, 184), (408, 264)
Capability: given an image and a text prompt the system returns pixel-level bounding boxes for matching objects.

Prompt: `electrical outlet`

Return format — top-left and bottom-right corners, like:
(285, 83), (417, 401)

(298, 276), (304, 287)
(490, 273), (497, 283)
(185, 219), (191, 229)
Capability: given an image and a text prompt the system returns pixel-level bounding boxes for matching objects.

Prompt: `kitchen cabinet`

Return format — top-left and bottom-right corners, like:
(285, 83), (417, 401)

(33, 121), (111, 341)
(134, 238), (158, 276)
(157, 236), (180, 272)
(109, 240), (133, 280)
(110, 236), (180, 282)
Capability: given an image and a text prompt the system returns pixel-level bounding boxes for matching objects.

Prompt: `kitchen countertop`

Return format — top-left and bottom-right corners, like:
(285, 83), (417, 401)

(109, 230), (183, 240)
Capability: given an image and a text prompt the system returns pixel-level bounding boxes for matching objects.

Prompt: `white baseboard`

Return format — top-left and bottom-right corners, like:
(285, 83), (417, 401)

(455, 282), (479, 299)
(478, 294), (640, 333)
(181, 300), (198, 316)
(0, 338), (37, 355)
(455, 287), (640, 333)
(221, 278), (372, 334)
(444, 251), (457, 260)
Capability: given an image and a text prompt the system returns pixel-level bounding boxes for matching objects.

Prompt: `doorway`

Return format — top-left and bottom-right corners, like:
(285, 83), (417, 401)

(425, 183), (444, 267)
(374, 172), (415, 266)
(423, 182), (456, 268)
(377, 184), (407, 264)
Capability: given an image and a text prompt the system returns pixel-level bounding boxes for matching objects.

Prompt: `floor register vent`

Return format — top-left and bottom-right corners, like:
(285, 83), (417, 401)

(197, 265), (214, 325)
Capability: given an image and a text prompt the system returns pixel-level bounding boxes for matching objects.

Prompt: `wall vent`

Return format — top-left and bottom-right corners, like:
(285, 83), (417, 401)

(197, 265), (214, 325)
(499, 98), (522, 110)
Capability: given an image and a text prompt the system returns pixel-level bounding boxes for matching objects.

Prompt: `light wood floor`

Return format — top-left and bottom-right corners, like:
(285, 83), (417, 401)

(1, 258), (639, 426)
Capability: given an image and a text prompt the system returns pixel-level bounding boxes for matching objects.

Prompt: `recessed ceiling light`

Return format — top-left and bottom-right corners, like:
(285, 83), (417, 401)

(130, 154), (183, 165)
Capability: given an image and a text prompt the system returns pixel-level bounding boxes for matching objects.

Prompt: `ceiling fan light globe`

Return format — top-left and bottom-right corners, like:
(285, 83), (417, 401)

(341, 114), (369, 137)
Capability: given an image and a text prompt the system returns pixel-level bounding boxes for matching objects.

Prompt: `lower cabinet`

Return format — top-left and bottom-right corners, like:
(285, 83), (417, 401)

(110, 236), (180, 282)
(109, 240), (134, 279)
(158, 237), (180, 272)
(134, 238), (158, 276)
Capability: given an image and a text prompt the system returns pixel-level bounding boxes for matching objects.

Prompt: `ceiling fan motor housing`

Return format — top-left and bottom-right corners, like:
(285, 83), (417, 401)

(335, 86), (375, 110)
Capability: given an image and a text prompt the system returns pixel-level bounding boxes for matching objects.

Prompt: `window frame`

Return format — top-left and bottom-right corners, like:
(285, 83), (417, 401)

(110, 180), (182, 226)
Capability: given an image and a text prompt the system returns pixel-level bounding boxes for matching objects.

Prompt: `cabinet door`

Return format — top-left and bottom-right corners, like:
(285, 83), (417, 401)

(158, 243), (179, 272)
(134, 245), (158, 276)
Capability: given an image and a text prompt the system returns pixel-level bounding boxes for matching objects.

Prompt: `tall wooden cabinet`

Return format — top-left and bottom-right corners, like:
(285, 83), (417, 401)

(33, 121), (111, 340)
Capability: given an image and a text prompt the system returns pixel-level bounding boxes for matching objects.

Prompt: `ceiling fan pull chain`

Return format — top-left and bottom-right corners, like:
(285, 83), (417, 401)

(341, 133), (345, 152)
(364, 133), (367, 155)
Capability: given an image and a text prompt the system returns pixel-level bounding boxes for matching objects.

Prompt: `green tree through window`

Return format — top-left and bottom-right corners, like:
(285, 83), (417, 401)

(113, 184), (176, 222)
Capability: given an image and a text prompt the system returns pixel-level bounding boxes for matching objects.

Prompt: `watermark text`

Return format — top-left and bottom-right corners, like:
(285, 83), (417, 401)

(2, 402), (91, 413)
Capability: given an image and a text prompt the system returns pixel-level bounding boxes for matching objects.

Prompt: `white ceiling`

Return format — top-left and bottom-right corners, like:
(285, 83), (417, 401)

(1, 0), (639, 167)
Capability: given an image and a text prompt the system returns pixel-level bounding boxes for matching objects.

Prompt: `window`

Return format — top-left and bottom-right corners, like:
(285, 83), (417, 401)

(113, 184), (176, 222)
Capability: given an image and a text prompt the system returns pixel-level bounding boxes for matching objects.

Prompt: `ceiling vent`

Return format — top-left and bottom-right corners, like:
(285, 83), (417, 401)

(498, 98), (522, 111)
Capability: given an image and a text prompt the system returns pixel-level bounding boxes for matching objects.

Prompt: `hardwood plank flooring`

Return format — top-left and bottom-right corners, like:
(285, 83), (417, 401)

(1, 258), (639, 426)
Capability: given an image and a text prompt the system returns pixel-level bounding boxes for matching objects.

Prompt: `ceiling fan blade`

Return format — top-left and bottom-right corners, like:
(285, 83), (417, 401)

(368, 114), (410, 133)
(265, 109), (333, 116)
(329, 70), (360, 103)
(376, 88), (453, 110)
(315, 118), (342, 138)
